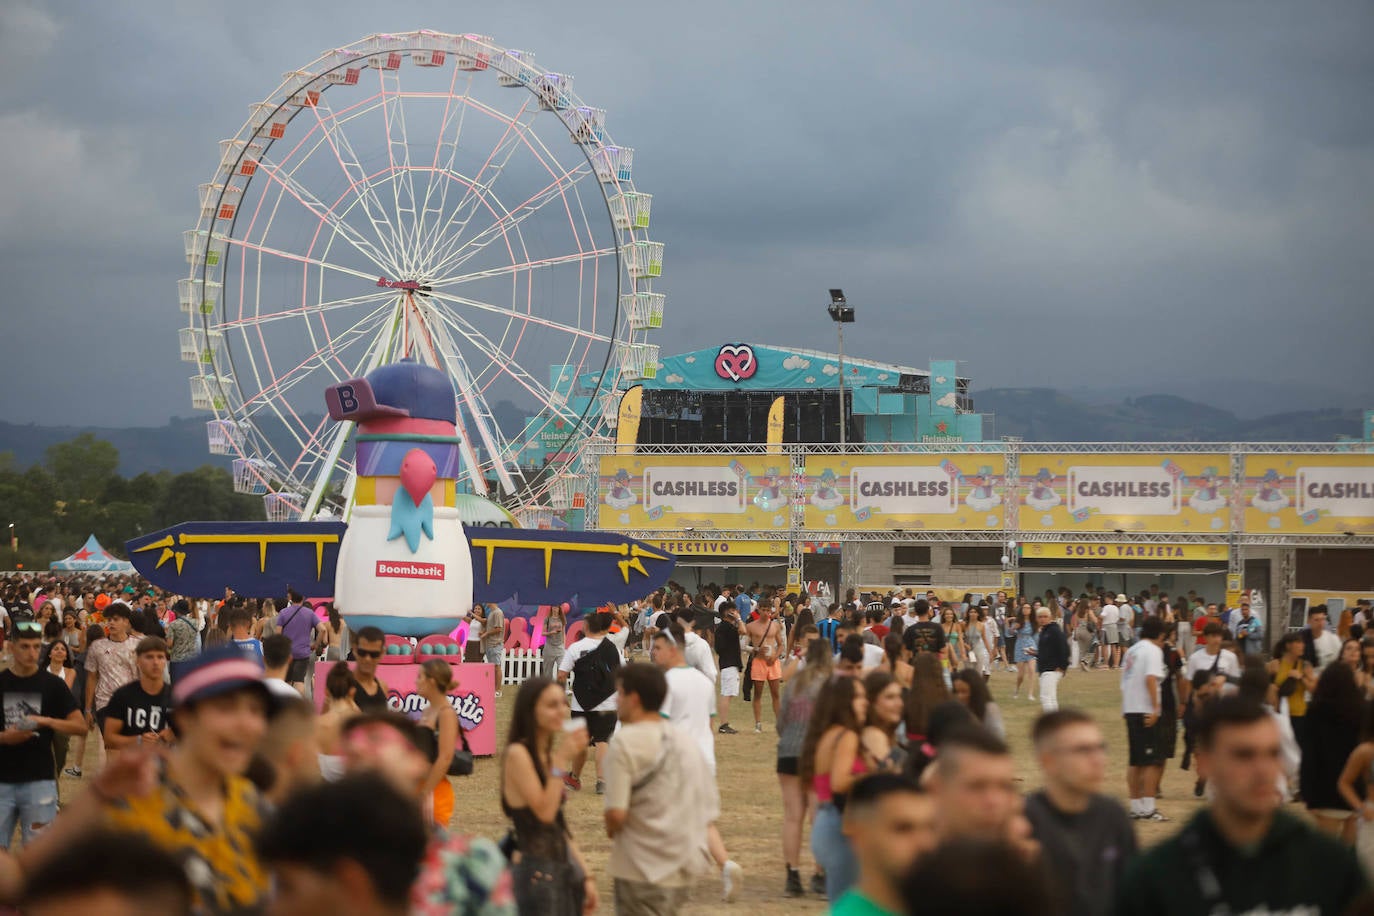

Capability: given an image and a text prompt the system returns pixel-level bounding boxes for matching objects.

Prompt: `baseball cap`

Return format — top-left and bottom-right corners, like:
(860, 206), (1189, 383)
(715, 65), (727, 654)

(171, 645), (278, 714)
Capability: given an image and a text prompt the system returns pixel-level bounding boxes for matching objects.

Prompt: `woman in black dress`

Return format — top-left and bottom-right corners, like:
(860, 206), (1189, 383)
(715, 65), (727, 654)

(1300, 662), (1366, 843)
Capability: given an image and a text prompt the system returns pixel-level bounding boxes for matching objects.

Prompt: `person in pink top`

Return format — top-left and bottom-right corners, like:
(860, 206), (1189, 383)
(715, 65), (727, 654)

(800, 676), (871, 903)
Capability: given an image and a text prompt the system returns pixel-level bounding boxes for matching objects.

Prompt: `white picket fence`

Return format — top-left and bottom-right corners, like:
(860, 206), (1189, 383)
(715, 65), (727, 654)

(501, 648), (548, 685)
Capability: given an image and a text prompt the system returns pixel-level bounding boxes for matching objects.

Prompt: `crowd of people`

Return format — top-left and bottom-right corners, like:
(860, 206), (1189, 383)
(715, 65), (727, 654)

(1, 572), (1373, 914)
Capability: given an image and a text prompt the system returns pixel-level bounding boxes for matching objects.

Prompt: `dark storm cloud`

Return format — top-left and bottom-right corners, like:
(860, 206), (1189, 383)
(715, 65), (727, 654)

(0, 0), (1370, 427)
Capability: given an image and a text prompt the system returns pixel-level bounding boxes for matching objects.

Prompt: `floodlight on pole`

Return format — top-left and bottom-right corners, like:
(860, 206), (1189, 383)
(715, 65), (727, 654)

(826, 289), (854, 448)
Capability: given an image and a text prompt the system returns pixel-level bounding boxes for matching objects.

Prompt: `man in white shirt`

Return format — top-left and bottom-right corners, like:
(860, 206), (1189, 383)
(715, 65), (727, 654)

(1120, 616), (1169, 822)
(1183, 622), (1241, 705)
(1305, 605), (1342, 675)
(651, 621), (743, 901)
(1099, 600), (1121, 669)
(558, 610), (621, 793)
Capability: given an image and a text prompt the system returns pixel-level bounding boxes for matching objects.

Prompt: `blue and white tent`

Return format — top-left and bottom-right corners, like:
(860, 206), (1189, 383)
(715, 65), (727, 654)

(50, 534), (134, 573)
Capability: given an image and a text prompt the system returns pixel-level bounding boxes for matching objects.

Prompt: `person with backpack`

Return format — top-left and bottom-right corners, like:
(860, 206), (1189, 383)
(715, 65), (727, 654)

(558, 610), (622, 794)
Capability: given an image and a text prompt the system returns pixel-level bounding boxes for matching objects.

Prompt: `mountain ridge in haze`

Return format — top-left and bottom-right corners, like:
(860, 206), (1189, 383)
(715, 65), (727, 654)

(0, 391), (1363, 476)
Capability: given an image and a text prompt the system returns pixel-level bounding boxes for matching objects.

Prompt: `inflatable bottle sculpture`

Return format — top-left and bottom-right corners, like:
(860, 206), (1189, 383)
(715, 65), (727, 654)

(326, 361), (475, 637)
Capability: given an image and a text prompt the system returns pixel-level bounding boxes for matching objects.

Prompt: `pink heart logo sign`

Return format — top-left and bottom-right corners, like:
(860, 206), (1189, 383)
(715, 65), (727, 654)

(714, 344), (758, 382)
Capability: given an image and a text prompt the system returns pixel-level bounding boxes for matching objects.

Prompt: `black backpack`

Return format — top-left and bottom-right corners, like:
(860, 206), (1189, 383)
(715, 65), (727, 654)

(572, 638), (621, 710)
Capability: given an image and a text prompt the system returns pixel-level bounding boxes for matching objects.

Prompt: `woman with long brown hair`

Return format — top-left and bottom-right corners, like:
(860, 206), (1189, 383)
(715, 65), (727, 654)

(803, 675), (870, 903)
(861, 670), (907, 772)
(904, 653), (951, 747)
(501, 676), (596, 914)
(415, 659), (460, 830)
(776, 636), (833, 897)
(951, 668), (1004, 740)
(883, 633), (913, 689)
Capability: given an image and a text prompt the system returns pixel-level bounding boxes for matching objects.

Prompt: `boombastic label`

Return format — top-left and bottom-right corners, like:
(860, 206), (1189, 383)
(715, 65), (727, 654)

(375, 560), (446, 580)
(851, 466), (958, 515)
(1067, 466), (1180, 516)
(1297, 466), (1374, 518)
(643, 466), (746, 515)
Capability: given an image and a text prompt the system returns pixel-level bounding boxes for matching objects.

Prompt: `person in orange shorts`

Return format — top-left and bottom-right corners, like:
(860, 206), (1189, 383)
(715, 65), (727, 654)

(416, 659), (460, 828)
(745, 602), (788, 733)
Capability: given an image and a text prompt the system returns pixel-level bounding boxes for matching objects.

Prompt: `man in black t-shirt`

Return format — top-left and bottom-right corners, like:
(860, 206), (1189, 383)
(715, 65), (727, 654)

(101, 636), (174, 757)
(715, 601), (745, 734)
(0, 620), (84, 848)
(1025, 710), (1136, 916)
(350, 626), (390, 713)
(902, 600), (946, 657)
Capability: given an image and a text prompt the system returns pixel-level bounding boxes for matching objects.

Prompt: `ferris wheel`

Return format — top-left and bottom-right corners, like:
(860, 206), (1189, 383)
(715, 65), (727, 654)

(179, 31), (664, 522)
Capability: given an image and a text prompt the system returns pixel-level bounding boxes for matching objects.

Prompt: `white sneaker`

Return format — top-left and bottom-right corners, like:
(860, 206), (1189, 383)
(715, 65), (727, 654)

(754, 722), (763, 734)
(722, 860), (743, 902)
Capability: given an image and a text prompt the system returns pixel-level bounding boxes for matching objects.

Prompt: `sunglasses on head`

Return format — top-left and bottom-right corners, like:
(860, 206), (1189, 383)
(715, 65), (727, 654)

(354, 648), (382, 659)
(14, 621), (42, 635)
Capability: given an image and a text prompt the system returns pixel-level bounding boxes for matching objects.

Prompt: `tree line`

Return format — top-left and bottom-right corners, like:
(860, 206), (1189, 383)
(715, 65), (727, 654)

(0, 433), (261, 569)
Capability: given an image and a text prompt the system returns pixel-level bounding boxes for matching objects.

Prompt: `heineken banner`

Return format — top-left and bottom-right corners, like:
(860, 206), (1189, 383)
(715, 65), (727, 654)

(1241, 453), (1374, 535)
(1017, 454), (1231, 533)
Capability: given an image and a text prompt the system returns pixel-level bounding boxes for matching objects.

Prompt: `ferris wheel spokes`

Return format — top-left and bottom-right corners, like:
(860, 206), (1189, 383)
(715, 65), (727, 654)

(254, 157), (400, 277)
(430, 247), (615, 289)
(303, 97), (410, 270)
(417, 309), (521, 496)
(415, 63), (477, 261)
(377, 68), (424, 276)
(424, 302), (593, 417)
(425, 159), (597, 281)
(418, 98), (540, 271)
(233, 300), (397, 424)
(423, 288), (610, 346)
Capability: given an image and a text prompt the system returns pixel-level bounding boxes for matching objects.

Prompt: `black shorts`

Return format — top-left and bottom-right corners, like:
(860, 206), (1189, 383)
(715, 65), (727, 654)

(776, 756), (799, 776)
(287, 658), (310, 683)
(1125, 714), (1163, 767)
(572, 709), (617, 744)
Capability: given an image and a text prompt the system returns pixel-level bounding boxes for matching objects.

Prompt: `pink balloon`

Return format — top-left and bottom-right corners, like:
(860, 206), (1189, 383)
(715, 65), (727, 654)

(399, 448), (437, 505)
(561, 602), (571, 612)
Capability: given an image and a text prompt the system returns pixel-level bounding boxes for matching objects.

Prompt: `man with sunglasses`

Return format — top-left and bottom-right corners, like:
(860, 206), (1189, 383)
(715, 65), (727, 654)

(1025, 709), (1136, 916)
(350, 626), (390, 713)
(0, 619), (85, 848)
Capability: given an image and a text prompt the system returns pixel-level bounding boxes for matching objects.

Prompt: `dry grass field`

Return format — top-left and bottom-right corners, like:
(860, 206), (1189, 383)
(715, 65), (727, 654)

(460, 663), (1198, 914)
(50, 662), (1212, 914)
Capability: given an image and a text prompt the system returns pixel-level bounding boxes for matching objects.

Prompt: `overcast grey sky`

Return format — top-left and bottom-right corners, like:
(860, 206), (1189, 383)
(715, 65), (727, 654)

(1, 0), (1371, 427)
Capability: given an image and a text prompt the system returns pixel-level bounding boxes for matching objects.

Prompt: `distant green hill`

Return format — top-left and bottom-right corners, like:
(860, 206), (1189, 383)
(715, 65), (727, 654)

(974, 388), (1363, 442)
(0, 392), (1361, 474)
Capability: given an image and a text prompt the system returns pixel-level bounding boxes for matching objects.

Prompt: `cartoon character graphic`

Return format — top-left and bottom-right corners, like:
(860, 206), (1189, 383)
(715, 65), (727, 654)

(1024, 468), (1062, 512)
(1251, 469), (1289, 513)
(963, 465), (1002, 513)
(328, 361), (475, 637)
(810, 468), (844, 511)
(1188, 466), (1227, 514)
(604, 468), (637, 510)
(753, 467), (789, 512)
